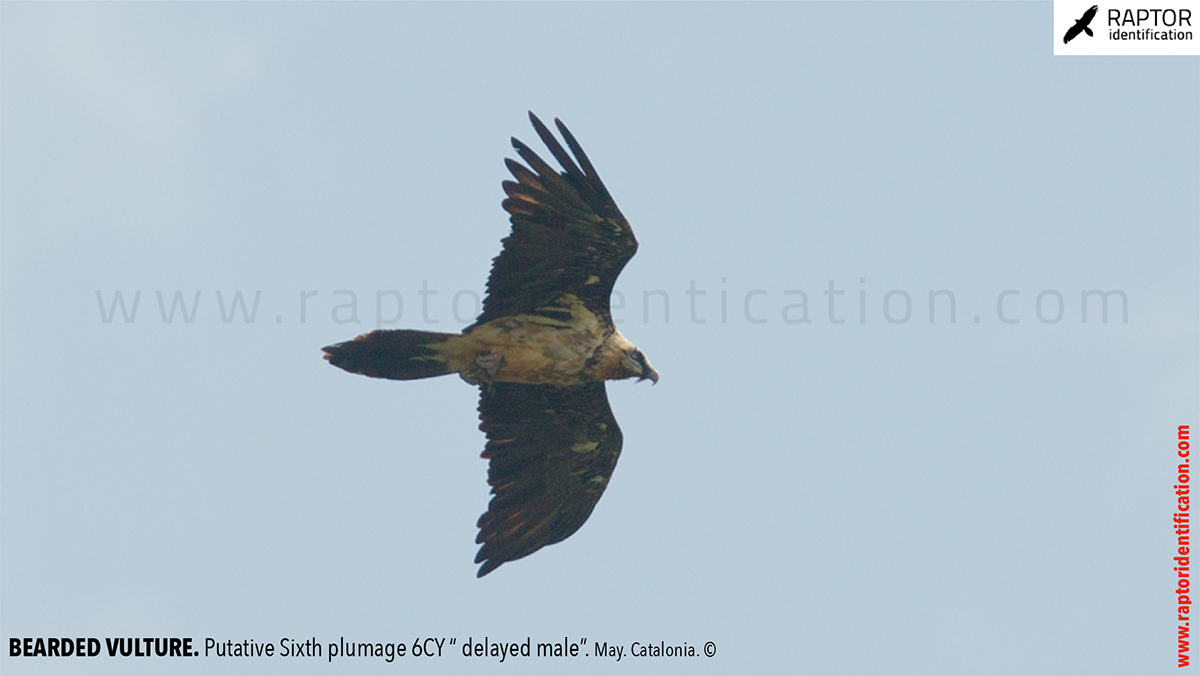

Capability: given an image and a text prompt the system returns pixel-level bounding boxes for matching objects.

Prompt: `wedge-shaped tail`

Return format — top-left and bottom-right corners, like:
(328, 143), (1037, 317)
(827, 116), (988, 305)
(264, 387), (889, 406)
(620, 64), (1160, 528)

(323, 329), (454, 380)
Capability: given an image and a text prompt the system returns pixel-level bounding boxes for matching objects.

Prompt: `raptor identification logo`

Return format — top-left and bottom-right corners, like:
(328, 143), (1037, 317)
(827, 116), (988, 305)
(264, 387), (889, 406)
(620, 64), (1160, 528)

(1054, 0), (1200, 54)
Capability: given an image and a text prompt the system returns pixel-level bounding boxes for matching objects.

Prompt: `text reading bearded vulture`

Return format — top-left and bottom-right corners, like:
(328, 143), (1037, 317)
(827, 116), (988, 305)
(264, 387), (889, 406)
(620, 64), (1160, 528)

(322, 113), (657, 577)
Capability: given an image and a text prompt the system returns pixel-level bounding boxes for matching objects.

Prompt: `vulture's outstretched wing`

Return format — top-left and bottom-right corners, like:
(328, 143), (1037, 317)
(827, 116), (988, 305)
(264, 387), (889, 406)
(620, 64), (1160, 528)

(474, 381), (623, 577)
(471, 113), (637, 328)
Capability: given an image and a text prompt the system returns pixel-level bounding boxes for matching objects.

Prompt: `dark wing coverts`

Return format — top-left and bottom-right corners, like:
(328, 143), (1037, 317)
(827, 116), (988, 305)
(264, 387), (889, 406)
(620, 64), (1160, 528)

(472, 113), (637, 327)
(474, 382), (623, 577)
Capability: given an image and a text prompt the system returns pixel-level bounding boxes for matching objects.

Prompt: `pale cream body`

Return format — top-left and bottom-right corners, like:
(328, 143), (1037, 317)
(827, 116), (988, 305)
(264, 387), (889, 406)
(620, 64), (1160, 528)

(436, 295), (636, 387)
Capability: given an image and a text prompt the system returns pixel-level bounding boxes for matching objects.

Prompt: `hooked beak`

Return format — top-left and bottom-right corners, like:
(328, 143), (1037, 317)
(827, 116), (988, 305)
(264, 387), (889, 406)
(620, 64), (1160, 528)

(639, 364), (659, 385)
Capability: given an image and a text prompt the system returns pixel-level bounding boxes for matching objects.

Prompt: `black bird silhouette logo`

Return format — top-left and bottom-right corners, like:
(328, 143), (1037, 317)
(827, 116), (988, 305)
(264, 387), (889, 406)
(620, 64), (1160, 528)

(1064, 5), (1099, 43)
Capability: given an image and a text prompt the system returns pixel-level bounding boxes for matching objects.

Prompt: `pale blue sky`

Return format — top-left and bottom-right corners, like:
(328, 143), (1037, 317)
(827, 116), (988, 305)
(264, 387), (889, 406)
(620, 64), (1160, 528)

(2, 2), (1197, 675)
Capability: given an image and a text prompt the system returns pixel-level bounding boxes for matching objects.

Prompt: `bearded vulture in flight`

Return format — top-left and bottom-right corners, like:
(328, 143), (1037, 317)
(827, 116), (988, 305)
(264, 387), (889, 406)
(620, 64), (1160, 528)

(322, 113), (657, 577)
